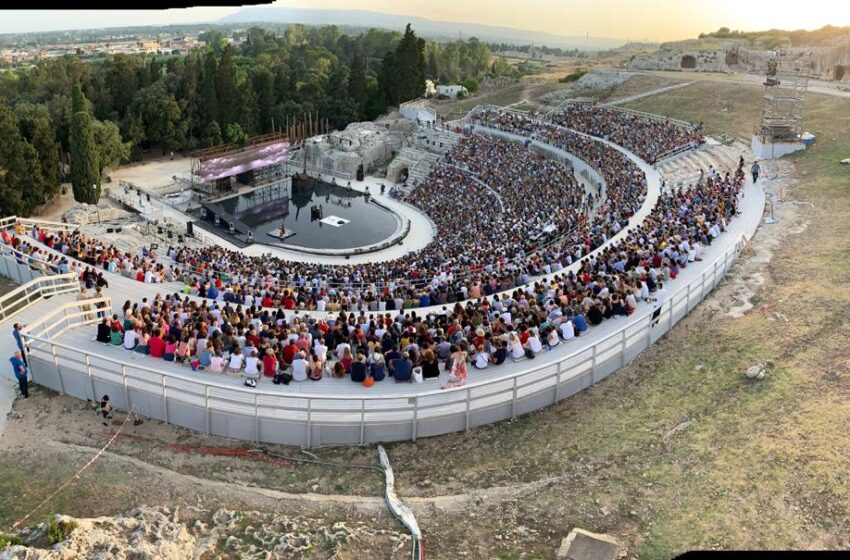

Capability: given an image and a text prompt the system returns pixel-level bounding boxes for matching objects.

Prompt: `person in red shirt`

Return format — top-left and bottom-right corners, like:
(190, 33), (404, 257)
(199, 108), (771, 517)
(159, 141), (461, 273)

(282, 340), (298, 366)
(246, 329), (260, 349)
(148, 329), (166, 358)
(135, 269), (145, 282)
(261, 348), (278, 377)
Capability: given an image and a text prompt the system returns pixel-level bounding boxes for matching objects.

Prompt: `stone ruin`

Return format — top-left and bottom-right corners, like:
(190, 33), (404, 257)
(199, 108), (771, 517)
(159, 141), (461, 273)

(628, 37), (850, 83)
(300, 111), (416, 178)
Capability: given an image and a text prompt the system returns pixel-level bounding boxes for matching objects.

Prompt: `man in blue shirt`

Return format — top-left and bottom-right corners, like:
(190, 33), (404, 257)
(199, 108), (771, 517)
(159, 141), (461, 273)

(12, 323), (26, 366)
(11, 351), (28, 399)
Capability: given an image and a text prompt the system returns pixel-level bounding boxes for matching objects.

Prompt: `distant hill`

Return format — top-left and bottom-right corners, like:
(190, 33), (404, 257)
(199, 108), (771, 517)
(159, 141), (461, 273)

(219, 7), (624, 51)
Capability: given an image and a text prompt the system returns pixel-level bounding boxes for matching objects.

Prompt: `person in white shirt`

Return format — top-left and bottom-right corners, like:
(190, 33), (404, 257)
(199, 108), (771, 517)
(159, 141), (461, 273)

(525, 330), (544, 354)
(335, 341), (350, 359)
(508, 333), (525, 359)
(559, 320), (575, 341)
(313, 339), (328, 361)
(123, 328), (139, 350)
(228, 347), (245, 372)
(244, 349), (261, 378)
(473, 345), (490, 369)
(546, 328), (560, 349)
(291, 351), (309, 382)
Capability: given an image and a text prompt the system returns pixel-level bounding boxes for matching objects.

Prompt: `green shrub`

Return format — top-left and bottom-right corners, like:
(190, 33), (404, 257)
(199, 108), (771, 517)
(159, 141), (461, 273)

(0, 533), (23, 547)
(559, 69), (588, 83)
(47, 519), (77, 545)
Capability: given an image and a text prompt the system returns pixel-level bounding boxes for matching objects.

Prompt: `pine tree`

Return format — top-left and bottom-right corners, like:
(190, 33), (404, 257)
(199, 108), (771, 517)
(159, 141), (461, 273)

(69, 85), (100, 204)
(380, 24), (426, 106)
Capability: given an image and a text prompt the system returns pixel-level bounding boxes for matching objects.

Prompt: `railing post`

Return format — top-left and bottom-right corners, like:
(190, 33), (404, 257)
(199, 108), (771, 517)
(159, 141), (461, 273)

(205, 385), (211, 436)
(668, 301), (674, 330)
(360, 399), (365, 445)
(85, 354), (95, 401)
(412, 396), (418, 442)
(306, 398), (312, 448)
(591, 345), (598, 385)
(511, 377), (518, 419)
(465, 388), (472, 430)
(162, 379), (168, 425)
(51, 344), (65, 395)
(254, 393), (260, 443)
(120, 365), (132, 412)
(621, 330), (627, 368)
(554, 361), (562, 404)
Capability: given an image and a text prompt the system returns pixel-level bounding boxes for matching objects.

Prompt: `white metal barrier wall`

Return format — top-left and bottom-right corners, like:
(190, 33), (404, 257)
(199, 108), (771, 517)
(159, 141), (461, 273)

(21, 238), (749, 447)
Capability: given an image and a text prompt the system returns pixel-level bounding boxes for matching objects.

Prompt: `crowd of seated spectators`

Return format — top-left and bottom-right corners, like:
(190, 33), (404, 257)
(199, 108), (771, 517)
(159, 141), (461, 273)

(164, 130), (647, 313)
(470, 104), (704, 164)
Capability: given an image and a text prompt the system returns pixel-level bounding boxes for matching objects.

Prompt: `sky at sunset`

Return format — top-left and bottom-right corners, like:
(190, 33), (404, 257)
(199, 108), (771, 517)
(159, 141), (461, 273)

(1, 1), (849, 41)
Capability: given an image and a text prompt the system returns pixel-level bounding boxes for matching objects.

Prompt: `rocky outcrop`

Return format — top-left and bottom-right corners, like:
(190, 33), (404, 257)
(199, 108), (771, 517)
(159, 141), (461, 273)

(62, 203), (128, 226)
(538, 68), (635, 105)
(1, 507), (412, 560)
(627, 37), (850, 82)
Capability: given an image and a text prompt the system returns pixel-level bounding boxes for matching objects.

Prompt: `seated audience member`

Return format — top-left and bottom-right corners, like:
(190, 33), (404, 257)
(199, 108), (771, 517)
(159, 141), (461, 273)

(110, 323), (123, 346)
(262, 348), (278, 378)
(508, 333), (525, 360)
(472, 344), (490, 370)
(210, 352), (226, 374)
(291, 351), (309, 382)
(227, 346), (244, 373)
(148, 329), (166, 358)
(332, 361), (346, 378)
(163, 336), (178, 361)
(370, 353), (386, 382)
(492, 340), (508, 365)
(308, 352), (324, 381)
(350, 354), (367, 382)
(97, 318), (111, 344)
(421, 349), (440, 379)
(244, 348), (261, 378)
(525, 329), (544, 353)
(134, 329), (150, 355)
(392, 352), (413, 382)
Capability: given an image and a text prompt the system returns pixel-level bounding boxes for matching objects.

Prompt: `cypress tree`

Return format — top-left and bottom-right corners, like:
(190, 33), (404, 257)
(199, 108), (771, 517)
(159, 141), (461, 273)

(69, 85), (100, 204)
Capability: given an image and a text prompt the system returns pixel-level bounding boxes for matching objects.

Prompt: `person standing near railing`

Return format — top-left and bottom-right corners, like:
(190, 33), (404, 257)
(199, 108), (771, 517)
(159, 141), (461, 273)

(11, 350), (28, 399)
(12, 323), (26, 366)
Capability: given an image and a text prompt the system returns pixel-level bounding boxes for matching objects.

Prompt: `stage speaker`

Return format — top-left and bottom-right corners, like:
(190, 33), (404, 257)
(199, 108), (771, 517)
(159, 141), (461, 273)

(115, 227), (122, 233)
(356, 164), (364, 182)
(157, 227), (164, 234)
(146, 194), (151, 202)
(177, 235), (184, 243)
(186, 222), (194, 237)
(167, 231), (174, 239)
(106, 228), (114, 233)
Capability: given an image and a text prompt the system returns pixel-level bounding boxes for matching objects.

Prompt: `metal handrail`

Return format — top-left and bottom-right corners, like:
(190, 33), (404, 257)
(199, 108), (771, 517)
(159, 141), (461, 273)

(0, 272), (79, 322)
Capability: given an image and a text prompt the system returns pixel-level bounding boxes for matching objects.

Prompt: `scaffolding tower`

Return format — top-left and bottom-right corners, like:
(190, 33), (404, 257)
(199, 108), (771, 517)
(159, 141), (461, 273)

(756, 51), (810, 143)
